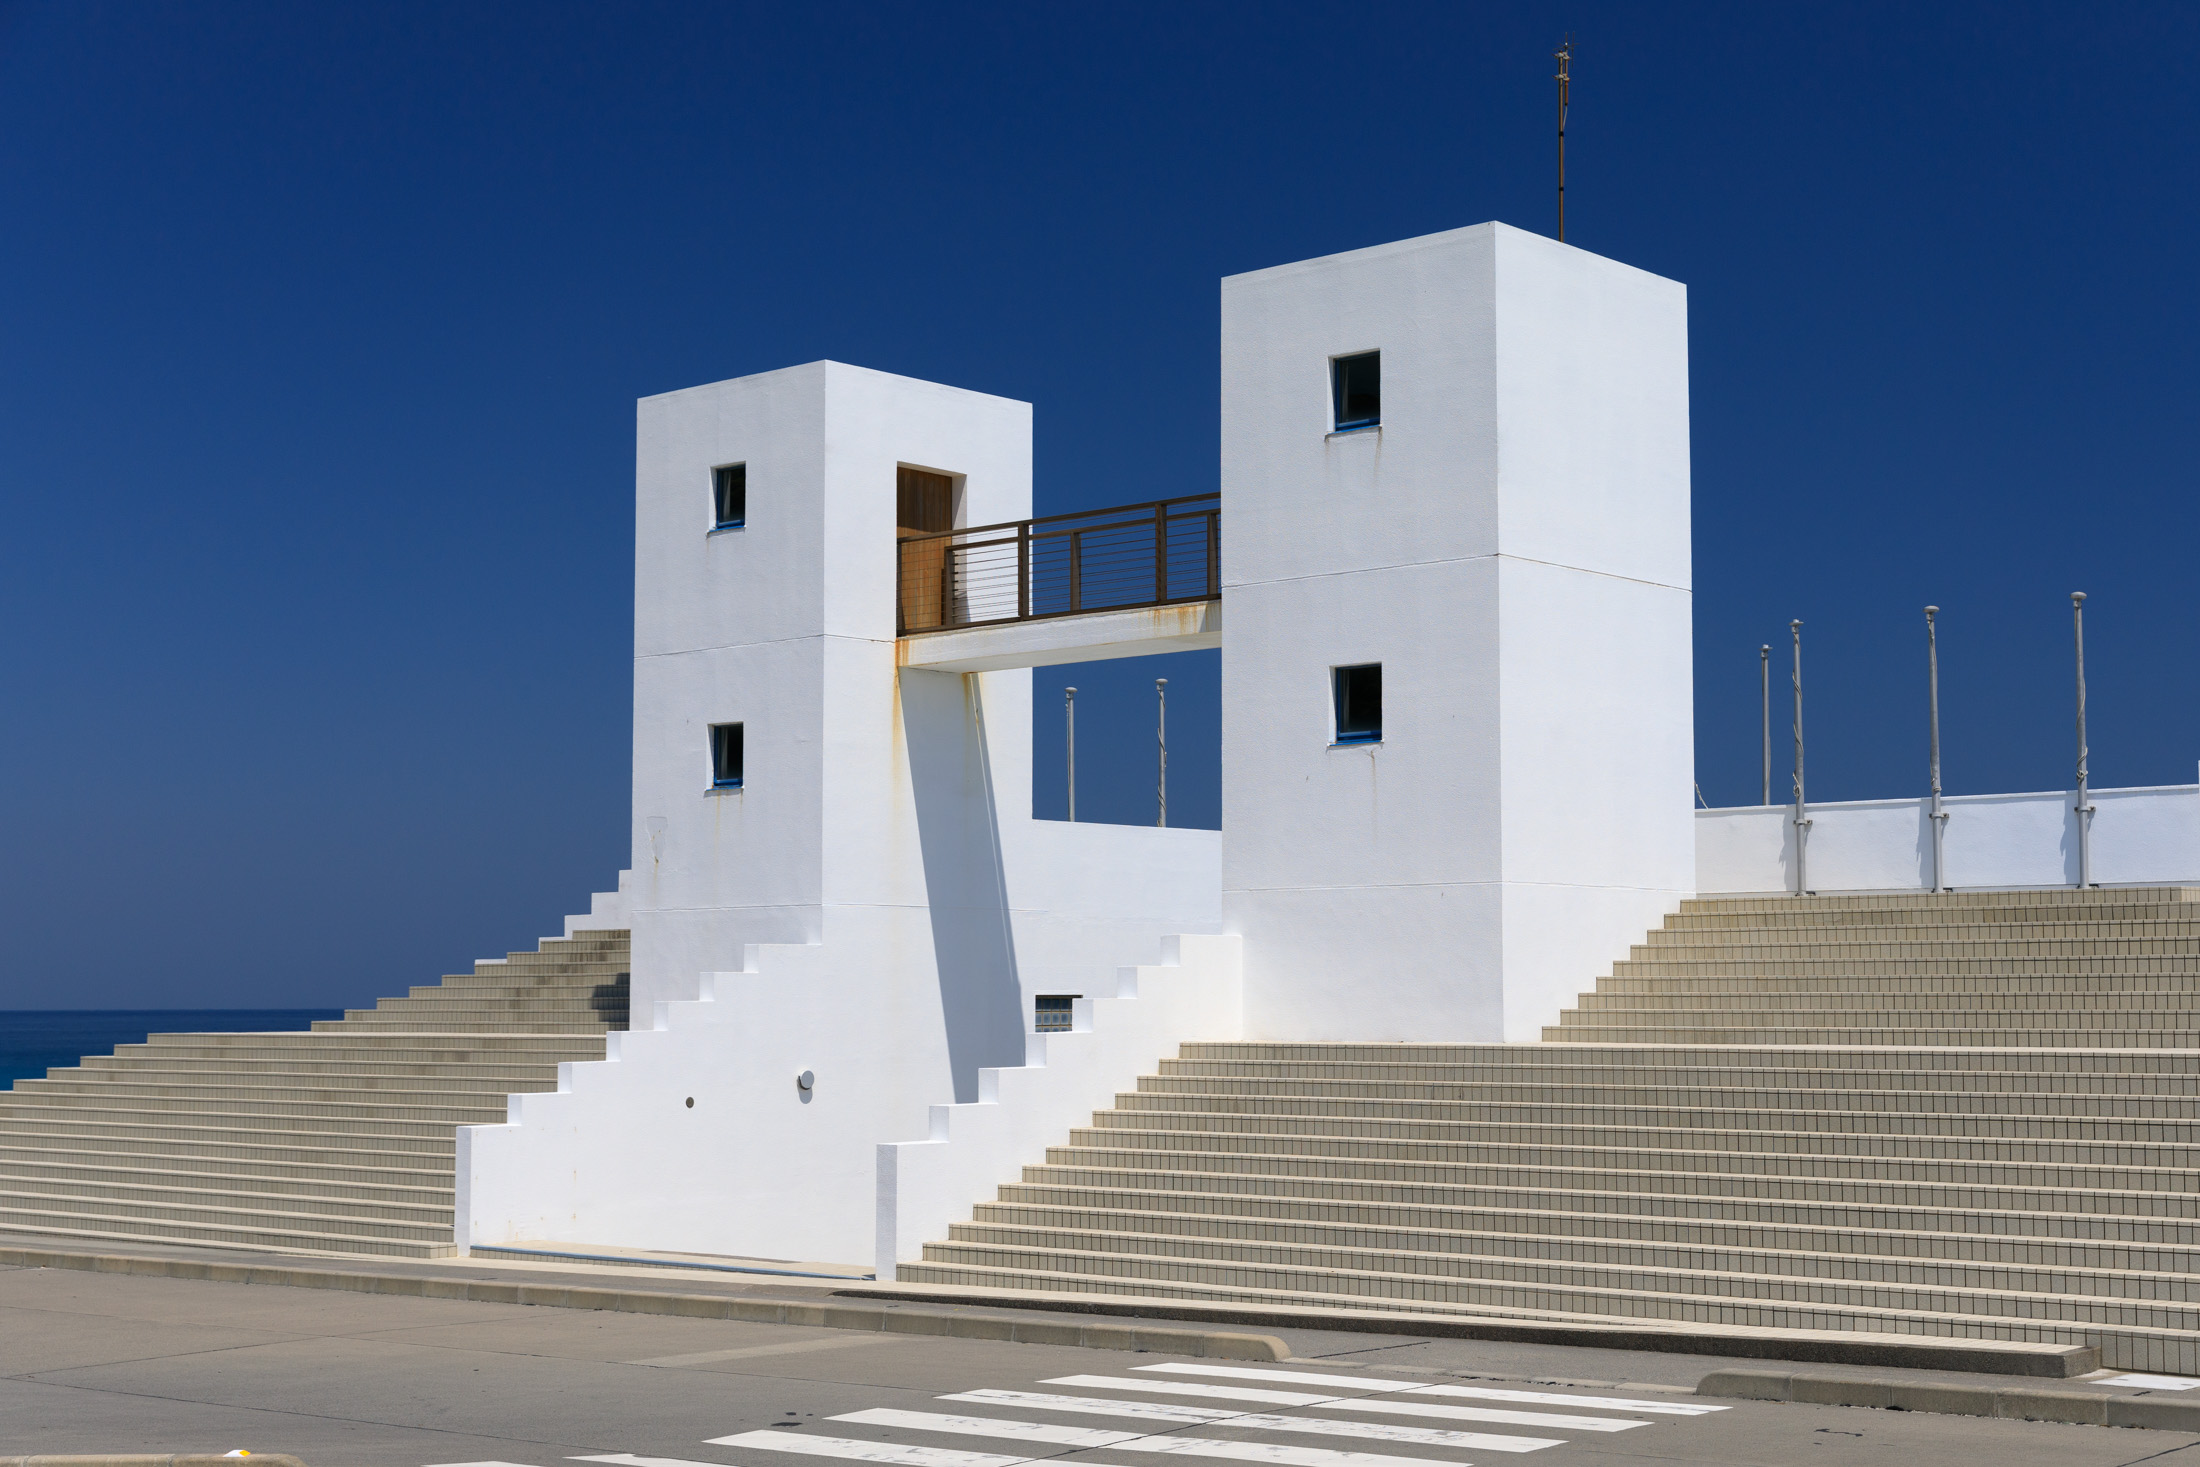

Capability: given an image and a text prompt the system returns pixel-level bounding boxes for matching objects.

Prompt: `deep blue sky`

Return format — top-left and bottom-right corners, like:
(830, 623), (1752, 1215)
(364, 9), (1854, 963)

(4, 2), (2195, 1009)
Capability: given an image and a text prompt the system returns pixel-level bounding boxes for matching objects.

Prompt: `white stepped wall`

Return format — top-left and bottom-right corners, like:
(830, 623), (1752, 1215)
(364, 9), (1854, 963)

(563, 871), (633, 937)
(462, 836), (1223, 1268)
(876, 933), (1241, 1278)
(1699, 782), (2200, 893)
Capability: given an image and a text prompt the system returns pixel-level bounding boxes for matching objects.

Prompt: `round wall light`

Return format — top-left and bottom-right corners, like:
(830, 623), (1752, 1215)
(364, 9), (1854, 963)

(796, 1070), (815, 1092)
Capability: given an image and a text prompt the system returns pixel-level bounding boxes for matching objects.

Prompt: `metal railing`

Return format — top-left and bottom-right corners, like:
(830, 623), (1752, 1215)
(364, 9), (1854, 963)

(897, 493), (1220, 635)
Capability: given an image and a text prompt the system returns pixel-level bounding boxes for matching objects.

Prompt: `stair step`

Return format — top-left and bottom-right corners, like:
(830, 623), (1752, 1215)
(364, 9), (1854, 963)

(0, 1206), (457, 1259)
(890, 1258), (2195, 1374)
(0, 927), (628, 1260)
(1090, 1106), (2200, 1155)
(965, 1199), (2200, 1273)
(1048, 1131), (2200, 1190)
(914, 1235), (2200, 1327)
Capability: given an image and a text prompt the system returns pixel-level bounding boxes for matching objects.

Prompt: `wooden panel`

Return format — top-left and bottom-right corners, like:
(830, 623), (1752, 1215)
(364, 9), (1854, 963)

(897, 469), (955, 632)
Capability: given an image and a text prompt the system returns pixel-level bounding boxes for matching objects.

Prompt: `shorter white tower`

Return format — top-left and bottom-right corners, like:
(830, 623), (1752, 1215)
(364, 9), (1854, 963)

(1220, 223), (1695, 1041)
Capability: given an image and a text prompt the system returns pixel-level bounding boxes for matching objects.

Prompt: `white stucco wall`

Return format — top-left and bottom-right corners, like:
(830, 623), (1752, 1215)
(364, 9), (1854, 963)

(1697, 782), (2200, 893)
(1221, 223), (1694, 1043)
(464, 363), (1227, 1268)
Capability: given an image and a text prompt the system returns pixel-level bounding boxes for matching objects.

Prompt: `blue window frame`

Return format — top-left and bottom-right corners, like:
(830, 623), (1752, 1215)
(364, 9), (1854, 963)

(1331, 351), (1380, 430)
(710, 722), (744, 788)
(1035, 995), (1077, 1032)
(713, 464), (746, 529)
(1332, 664), (1382, 744)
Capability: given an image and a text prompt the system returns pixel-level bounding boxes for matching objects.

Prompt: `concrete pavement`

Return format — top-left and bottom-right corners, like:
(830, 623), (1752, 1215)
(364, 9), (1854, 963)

(4, 1263), (2197, 1467)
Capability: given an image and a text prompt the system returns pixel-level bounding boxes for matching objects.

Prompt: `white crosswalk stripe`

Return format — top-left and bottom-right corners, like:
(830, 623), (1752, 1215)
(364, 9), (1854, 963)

(1039, 1375), (1343, 1407)
(555, 1349), (1729, 1467)
(798, 1412), (1499, 1467)
(1132, 1364), (1729, 1417)
(1040, 1377), (1651, 1433)
(1413, 1384), (1724, 1417)
(824, 1410), (1145, 1449)
(938, 1390), (1560, 1454)
(942, 1389), (1239, 1424)
(669, 1436), (1023, 1467)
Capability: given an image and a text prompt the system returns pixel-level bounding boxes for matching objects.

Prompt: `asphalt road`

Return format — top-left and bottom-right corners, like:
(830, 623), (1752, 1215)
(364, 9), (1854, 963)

(4, 1264), (2196, 1467)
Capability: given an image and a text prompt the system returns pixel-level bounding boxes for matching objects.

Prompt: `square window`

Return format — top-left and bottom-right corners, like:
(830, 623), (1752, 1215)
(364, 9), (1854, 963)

(713, 464), (746, 529)
(1034, 994), (1078, 1032)
(1333, 664), (1382, 744)
(1331, 351), (1380, 430)
(710, 722), (744, 788)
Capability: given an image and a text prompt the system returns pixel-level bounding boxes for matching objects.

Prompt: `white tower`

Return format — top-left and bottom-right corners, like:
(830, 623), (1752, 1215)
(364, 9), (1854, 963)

(1220, 223), (1695, 1041)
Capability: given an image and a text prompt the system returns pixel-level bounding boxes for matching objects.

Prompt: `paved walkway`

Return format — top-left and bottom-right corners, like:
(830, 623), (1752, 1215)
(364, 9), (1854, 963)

(4, 1262), (2197, 1467)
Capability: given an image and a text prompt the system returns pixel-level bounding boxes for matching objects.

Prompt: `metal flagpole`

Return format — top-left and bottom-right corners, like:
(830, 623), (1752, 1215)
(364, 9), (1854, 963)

(1553, 39), (1573, 243)
(1760, 645), (1771, 805)
(1155, 678), (1168, 828)
(2073, 592), (2094, 887)
(1926, 607), (1947, 893)
(1791, 620), (1811, 895)
(1064, 686), (1077, 823)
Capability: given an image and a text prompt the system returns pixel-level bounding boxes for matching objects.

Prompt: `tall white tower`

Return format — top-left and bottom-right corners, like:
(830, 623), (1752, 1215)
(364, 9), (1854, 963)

(1220, 223), (1695, 1041)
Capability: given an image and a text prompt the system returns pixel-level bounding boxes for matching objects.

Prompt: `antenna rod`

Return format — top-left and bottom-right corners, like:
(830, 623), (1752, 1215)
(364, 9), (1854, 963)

(1553, 39), (1573, 242)
(2073, 592), (2094, 887)
(1791, 620), (1811, 895)
(1759, 645), (1771, 805)
(1926, 607), (1947, 893)
(1065, 686), (1077, 823)
(1156, 678), (1168, 828)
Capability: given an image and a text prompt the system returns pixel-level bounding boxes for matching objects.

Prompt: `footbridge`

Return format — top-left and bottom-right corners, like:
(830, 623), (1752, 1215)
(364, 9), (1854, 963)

(896, 492), (1220, 671)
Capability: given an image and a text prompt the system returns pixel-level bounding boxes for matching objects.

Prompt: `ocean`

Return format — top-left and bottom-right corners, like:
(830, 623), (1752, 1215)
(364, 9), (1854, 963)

(0, 1010), (343, 1089)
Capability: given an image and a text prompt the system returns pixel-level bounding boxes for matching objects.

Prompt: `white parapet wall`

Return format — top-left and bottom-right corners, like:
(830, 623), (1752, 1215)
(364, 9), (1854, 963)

(1697, 782), (2200, 893)
(875, 933), (1241, 1278)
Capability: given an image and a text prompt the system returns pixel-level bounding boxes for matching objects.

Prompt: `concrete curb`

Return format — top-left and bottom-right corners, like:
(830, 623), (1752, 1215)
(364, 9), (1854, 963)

(1697, 1369), (2200, 1433)
(842, 1284), (2098, 1378)
(0, 1458), (308, 1467)
(0, 1246), (1285, 1362)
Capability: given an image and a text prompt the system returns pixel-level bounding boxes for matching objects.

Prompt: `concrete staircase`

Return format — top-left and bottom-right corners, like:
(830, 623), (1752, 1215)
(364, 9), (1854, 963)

(898, 888), (2200, 1372)
(0, 930), (628, 1259)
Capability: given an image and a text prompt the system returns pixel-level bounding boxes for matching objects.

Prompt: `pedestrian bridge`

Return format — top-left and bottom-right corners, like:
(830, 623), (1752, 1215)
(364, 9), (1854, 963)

(895, 492), (1221, 672)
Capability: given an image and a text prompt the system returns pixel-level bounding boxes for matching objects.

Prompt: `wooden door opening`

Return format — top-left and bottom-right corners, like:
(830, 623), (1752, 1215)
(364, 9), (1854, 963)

(897, 467), (956, 632)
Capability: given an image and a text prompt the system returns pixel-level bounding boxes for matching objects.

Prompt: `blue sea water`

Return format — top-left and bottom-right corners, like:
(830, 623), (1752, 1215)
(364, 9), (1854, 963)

(0, 1010), (342, 1089)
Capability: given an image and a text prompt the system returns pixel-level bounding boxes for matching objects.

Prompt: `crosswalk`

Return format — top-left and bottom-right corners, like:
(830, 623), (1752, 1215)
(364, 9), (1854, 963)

(435, 1358), (1725, 1467)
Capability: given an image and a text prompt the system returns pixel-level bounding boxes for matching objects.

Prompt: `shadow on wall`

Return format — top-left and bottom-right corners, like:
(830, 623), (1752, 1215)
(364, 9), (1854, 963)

(902, 668), (1025, 1102)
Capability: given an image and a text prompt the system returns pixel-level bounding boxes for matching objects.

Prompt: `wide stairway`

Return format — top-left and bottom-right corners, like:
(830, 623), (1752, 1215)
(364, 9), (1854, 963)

(900, 888), (2200, 1373)
(0, 930), (628, 1259)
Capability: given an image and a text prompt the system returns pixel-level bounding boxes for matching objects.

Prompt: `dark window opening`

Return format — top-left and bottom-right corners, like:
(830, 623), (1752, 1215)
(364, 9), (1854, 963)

(1331, 351), (1381, 430)
(714, 464), (747, 528)
(897, 467), (954, 533)
(1333, 664), (1382, 744)
(1034, 994), (1078, 1032)
(710, 722), (744, 788)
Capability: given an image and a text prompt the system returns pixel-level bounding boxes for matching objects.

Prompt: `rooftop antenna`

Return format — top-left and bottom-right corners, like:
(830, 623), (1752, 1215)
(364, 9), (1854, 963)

(1553, 36), (1574, 243)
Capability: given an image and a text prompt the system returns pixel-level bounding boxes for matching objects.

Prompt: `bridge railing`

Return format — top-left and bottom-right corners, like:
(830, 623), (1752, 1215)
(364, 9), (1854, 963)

(897, 493), (1220, 635)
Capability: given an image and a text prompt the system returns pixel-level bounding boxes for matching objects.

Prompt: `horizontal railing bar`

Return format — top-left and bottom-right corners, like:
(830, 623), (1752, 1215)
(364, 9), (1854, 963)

(898, 492), (1219, 547)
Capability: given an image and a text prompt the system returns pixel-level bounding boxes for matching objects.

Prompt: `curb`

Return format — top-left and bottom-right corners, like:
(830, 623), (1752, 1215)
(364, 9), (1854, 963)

(842, 1285), (2097, 1378)
(0, 1458), (308, 1467)
(0, 1246), (1284, 1363)
(1697, 1369), (2200, 1433)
